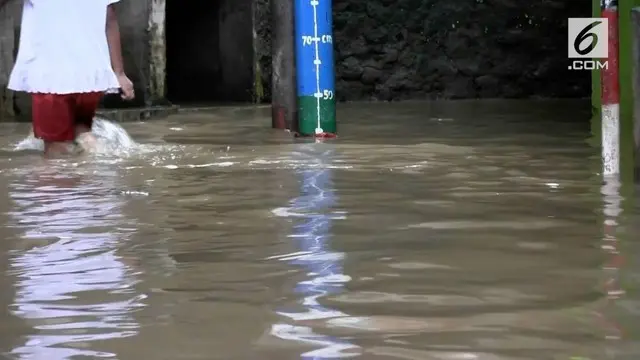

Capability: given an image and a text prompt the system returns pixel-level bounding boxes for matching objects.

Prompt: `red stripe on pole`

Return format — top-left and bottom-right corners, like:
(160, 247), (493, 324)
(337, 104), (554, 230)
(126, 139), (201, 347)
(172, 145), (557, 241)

(601, 9), (620, 106)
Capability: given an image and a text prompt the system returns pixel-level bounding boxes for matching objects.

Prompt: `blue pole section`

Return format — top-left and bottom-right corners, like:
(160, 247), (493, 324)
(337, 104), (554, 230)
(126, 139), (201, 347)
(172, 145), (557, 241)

(294, 0), (337, 137)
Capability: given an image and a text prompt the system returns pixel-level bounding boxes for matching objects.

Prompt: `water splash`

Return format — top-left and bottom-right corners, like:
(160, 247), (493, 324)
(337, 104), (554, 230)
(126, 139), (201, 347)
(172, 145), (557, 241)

(91, 118), (137, 149)
(13, 118), (137, 154)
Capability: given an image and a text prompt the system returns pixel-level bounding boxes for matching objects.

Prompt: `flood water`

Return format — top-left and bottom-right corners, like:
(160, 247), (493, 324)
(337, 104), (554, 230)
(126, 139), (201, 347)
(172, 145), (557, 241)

(0, 100), (638, 359)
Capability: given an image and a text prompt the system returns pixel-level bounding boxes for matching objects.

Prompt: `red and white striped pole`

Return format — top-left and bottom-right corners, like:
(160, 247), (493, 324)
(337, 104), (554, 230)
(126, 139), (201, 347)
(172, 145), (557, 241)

(599, 0), (624, 345)
(601, 0), (620, 177)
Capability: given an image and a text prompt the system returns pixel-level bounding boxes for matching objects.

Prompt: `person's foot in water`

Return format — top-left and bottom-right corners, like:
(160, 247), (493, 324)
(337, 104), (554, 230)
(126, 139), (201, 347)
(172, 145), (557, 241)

(28, 126), (97, 155)
(75, 132), (98, 153)
(74, 124), (98, 153)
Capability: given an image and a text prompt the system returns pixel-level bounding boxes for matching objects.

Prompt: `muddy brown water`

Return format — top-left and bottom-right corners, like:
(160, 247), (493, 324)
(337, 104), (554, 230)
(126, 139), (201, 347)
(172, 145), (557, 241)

(0, 100), (638, 359)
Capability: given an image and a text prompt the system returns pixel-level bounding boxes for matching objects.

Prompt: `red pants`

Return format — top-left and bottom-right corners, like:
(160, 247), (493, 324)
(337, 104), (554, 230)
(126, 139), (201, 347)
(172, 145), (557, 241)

(32, 92), (103, 142)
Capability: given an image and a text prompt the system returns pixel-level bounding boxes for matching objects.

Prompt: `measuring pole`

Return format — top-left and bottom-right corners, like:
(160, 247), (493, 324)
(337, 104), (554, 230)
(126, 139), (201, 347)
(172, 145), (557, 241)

(598, 0), (625, 343)
(294, 0), (337, 137)
(271, 0), (297, 131)
(601, 0), (620, 176)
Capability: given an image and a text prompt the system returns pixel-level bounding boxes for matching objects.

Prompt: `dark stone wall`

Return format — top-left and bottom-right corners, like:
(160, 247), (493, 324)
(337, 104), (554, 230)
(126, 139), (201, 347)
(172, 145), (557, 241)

(255, 0), (591, 102)
(254, 0), (272, 102)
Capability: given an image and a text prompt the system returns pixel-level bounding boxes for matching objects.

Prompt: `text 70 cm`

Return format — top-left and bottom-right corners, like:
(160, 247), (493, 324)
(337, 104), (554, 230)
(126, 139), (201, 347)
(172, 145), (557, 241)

(301, 35), (332, 46)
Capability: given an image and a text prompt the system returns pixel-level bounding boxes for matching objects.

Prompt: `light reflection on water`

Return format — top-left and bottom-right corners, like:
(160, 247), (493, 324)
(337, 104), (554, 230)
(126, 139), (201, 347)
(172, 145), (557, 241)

(599, 175), (624, 353)
(5, 166), (146, 359)
(270, 142), (359, 358)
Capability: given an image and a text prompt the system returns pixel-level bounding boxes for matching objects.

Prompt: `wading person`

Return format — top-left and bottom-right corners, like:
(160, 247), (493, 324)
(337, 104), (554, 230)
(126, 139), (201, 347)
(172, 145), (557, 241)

(0, 0), (135, 155)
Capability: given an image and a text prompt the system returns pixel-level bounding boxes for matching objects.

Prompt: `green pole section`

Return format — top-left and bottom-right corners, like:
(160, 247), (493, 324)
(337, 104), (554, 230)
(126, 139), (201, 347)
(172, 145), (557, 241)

(592, 0), (602, 133)
(294, 0), (337, 137)
(634, 8), (640, 180)
(297, 95), (336, 136)
(618, 0), (638, 184)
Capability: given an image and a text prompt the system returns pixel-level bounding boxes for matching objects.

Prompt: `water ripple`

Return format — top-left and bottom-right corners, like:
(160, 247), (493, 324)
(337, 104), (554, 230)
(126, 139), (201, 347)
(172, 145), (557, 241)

(0, 101), (637, 359)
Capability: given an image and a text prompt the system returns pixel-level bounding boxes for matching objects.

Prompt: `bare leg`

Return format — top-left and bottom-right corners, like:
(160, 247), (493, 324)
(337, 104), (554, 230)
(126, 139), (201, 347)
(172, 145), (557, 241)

(73, 91), (103, 152)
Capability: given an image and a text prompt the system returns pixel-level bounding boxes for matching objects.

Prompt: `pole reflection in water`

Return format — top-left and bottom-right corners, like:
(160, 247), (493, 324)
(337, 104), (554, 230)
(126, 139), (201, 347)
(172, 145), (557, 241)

(5, 165), (145, 359)
(270, 142), (360, 358)
(598, 175), (624, 351)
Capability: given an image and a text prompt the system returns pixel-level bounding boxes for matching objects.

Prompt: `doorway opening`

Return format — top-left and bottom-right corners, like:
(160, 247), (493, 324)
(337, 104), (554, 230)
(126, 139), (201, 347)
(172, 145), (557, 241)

(165, 0), (254, 104)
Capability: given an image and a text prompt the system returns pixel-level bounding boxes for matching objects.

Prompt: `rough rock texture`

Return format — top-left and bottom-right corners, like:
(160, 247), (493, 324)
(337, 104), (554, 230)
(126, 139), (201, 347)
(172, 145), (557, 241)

(254, 0), (272, 102)
(256, 0), (591, 101)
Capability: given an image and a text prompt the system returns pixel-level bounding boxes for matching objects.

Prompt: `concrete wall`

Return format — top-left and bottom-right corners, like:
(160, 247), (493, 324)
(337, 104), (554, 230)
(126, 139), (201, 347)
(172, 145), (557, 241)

(0, 1), (22, 120)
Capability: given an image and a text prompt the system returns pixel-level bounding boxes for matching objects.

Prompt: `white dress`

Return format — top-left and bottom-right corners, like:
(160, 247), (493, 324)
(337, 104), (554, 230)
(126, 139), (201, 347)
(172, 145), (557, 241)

(8, 0), (121, 94)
